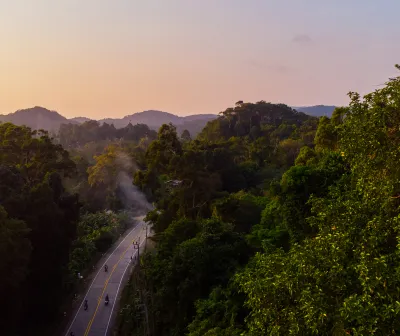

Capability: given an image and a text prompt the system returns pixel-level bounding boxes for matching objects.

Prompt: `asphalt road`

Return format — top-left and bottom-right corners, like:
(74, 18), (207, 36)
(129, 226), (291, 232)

(65, 217), (148, 336)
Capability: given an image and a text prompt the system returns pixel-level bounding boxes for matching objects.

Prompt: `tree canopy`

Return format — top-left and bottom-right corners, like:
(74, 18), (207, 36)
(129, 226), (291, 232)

(3, 65), (400, 336)
(116, 65), (400, 336)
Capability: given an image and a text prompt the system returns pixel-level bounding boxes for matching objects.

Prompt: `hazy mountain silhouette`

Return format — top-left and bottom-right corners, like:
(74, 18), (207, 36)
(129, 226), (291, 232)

(98, 110), (217, 129)
(0, 106), (335, 136)
(0, 107), (218, 136)
(0, 106), (78, 132)
(293, 105), (337, 117)
(69, 117), (92, 124)
(99, 110), (218, 136)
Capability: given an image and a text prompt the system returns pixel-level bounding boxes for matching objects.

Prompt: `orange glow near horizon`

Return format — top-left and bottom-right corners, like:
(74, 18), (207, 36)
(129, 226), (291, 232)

(1, 0), (399, 119)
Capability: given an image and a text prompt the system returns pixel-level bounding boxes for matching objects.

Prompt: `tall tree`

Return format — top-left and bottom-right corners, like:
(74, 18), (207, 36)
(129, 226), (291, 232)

(0, 123), (80, 334)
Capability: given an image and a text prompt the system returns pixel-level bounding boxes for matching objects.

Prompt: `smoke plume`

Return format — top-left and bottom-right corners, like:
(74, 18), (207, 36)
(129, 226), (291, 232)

(115, 151), (153, 216)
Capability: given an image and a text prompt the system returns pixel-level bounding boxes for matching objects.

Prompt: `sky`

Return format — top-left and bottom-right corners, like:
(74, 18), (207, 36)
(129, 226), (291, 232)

(1, 0), (399, 119)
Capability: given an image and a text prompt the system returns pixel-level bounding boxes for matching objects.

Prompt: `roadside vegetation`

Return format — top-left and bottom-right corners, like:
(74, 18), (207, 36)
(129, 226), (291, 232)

(0, 120), (150, 335)
(116, 65), (400, 335)
(2, 65), (400, 336)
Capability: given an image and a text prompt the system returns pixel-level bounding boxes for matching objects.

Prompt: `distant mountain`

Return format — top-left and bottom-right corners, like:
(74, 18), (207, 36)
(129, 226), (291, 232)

(98, 110), (217, 129)
(0, 105), (339, 136)
(69, 117), (92, 124)
(0, 107), (218, 137)
(175, 119), (215, 137)
(293, 105), (337, 117)
(99, 110), (182, 129)
(98, 110), (218, 136)
(181, 114), (218, 122)
(0, 106), (77, 132)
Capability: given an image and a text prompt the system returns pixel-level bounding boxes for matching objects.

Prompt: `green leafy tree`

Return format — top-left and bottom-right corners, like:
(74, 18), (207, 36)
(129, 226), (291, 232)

(295, 146), (317, 166)
(0, 123), (80, 334)
(187, 284), (246, 336)
(314, 116), (337, 152)
(0, 206), (31, 330)
(181, 129), (192, 142)
(212, 191), (267, 233)
(237, 66), (400, 335)
(141, 218), (249, 335)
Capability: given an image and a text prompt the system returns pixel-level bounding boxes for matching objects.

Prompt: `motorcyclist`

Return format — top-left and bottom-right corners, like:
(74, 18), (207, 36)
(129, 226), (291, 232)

(84, 299), (88, 310)
(104, 264), (108, 272)
(105, 294), (109, 305)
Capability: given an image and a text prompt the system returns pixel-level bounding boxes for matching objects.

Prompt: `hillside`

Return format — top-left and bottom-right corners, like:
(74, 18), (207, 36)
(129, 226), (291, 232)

(0, 105), (336, 137)
(4, 72), (400, 336)
(198, 101), (316, 142)
(69, 117), (92, 124)
(98, 110), (217, 134)
(293, 105), (337, 117)
(0, 107), (217, 137)
(0, 106), (77, 132)
(99, 110), (182, 128)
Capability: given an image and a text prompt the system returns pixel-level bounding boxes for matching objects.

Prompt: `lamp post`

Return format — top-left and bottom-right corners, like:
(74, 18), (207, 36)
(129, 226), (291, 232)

(133, 240), (140, 269)
(143, 223), (148, 252)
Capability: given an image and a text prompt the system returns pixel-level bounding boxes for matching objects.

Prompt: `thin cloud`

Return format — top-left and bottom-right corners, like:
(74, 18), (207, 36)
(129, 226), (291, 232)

(292, 34), (313, 44)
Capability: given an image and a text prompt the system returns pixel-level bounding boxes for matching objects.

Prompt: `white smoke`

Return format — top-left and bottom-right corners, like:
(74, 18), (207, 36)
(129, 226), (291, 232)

(117, 171), (152, 215)
(115, 151), (139, 172)
(115, 151), (153, 216)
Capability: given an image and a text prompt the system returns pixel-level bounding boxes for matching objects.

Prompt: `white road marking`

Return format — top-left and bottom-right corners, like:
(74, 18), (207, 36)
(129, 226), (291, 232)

(65, 221), (144, 336)
(104, 236), (146, 335)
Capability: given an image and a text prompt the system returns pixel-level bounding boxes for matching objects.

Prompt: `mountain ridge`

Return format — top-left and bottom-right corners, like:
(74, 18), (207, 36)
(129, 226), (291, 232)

(293, 105), (337, 117)
(0, 105), (336, 136)
(0, 107), (219, 136)
(0, 106), (78, 132)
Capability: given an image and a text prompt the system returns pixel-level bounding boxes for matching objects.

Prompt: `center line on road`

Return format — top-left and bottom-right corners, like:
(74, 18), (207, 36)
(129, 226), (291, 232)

(65, 221), (144, 336)
(84, 232), (142, 336)
(104, 236), (146, 336)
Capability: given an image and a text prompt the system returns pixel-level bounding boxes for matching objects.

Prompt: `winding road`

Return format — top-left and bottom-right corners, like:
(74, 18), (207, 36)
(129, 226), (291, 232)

(65, 217), (148, 336)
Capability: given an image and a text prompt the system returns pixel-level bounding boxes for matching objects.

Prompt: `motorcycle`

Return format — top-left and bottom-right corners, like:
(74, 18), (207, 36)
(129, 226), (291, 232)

(105, 295), (109, 306)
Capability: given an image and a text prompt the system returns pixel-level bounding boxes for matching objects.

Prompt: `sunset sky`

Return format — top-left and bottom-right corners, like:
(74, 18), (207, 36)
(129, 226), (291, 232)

(1, 0), (399, 119)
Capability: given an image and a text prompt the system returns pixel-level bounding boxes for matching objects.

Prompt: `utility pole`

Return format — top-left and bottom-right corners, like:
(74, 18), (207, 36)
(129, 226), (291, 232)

(133, 240), (140, 269)
(143, 223), (148, 252)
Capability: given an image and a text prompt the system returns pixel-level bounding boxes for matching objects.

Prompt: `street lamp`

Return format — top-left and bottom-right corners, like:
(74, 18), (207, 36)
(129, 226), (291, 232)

(133, 240), (140, 267)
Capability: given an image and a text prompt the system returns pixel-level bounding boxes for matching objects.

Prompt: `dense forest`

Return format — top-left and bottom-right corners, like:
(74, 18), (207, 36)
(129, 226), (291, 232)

(116, 66), (400, 335)
(0, 120), (148, 334)
(1, 66), (400, 336)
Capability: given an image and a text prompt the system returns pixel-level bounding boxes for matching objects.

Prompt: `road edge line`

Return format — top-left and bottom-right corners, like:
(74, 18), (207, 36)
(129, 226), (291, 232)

(104, 235), (146, 335)
(64, 221), (143, 336)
